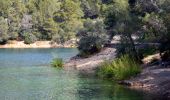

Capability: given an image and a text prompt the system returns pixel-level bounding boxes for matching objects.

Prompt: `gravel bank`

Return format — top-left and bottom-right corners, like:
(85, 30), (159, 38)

(64, 47), (117, 75)
(121, 65), (170, 100)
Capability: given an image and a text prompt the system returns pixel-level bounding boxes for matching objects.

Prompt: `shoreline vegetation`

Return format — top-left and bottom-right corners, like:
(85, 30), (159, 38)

(51, 58), (64, 68)
(0, 0), (170, 99)
(97, 55), (141, 80)
(64, 47), (170, 99)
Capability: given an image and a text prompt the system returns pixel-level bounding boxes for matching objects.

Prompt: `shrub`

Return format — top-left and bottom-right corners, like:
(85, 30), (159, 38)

(97, 55), (141, 80)
(0, 17), (9, 44)
(8, 32), (19, 40)
(138, 46), (158, 59)
(51, 58), (64, 68)
(77, 19), (108, 57)
(78, 35), (105, 57)
(23, 32), (37, 44)
(97, 61), (115, 79)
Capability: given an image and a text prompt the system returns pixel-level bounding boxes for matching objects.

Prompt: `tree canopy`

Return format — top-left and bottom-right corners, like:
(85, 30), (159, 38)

(0, 0), (169, 59)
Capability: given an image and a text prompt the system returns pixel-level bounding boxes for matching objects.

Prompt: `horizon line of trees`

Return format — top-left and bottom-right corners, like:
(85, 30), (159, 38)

(77, 0), (170, 61)
(0, 0), (170, 61)
(0, 0), (104, 44)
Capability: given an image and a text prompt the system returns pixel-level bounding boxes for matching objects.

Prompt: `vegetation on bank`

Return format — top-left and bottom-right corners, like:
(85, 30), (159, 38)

(76, 0), (170, 61)
(77, 19), (108, 57)
(76, 0), (170, 80)
(0, 0), (170, 79)
(51, 58), (64, 68)
(0, 0), (86, 44)
(97, 55), (141, 80)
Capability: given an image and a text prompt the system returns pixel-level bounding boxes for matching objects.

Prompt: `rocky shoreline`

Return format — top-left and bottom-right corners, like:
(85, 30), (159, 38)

(121, 65), (170, 100)
(64, 47), (117, 75)
(64, 47), (170, 99)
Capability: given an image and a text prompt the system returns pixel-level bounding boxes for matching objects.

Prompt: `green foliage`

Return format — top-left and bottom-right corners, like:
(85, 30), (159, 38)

(141, 13), (167, 42)
(97, 55), (141, 80)
(54, 0), (84, 42)
(0, 0), (84, 44)
(0, 0), (169, 64)
(0, 0), (25, 42)
(78, 35), (104, 57)
(0, 0), (11, 17)
(80, 0), (101, 18)
(97, 61), (115, 79)
(59, 0), (83, 21)
(51, 58), (64, 68)
(0, 17), (9, 44)
(78, 19), (108, 57)
(104, 0), (142, 61)
(26, 0), (84, 43)
(23, 32), (37, 44)
(138, 46), (158, 59)
(104, 0), (129, 30)
(8, 32), (18, 40)
(41, 18), (58, 40)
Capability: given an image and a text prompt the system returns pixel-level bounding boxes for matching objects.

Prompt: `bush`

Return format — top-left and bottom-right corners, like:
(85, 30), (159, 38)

(23, 32), (37, 44)
(97, 61), (115, 79)
(97, 55), (141, 80)
(78, 35), (105, 57)
(0, 17), (9, 44)
(138, 46), (158, 59)
(8, 32), (18, 40)
(51, 58), (64, 68)
(77, 19), (108, 57)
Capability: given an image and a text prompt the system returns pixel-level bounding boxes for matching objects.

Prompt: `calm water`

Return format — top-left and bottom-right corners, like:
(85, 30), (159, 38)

(0, 48), (156, 100)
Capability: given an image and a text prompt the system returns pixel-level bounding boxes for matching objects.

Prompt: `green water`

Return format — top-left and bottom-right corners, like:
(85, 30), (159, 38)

(0, 48), (156, 100)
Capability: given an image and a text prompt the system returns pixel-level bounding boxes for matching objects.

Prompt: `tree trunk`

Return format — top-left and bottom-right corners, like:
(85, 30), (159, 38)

(126, 32), (140, 61)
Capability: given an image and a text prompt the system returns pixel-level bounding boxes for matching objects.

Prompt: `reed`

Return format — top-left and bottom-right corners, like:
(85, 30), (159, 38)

(97, 55), (141, 80)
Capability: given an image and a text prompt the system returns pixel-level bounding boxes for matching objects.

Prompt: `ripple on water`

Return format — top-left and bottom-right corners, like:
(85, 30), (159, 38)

(0, 48), (157, 100)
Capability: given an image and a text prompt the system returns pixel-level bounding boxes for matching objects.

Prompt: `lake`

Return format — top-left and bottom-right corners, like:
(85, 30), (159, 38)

(0, 48), (156, 100)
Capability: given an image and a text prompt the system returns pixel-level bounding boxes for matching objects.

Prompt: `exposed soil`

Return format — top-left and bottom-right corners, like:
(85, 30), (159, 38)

(121, 64), (170, 100)
(119, 54), (170, 99)
(64, 47), (117, 75)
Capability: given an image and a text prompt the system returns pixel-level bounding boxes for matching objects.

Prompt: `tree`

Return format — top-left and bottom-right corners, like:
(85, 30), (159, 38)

(8, 0), (26, 40)
(80, 0), (101, 18)
(158, 0), (170, 60)
(0, 0), (11, 17)
(27, 0), (60, 40)
(22, 32), (37, 44)
(54, 0), (84, 42)
(41, 18), (58, 40)
(104, 0), (141, 60)
(78, 19), (108, 56)
(0, 17), (9, 44)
